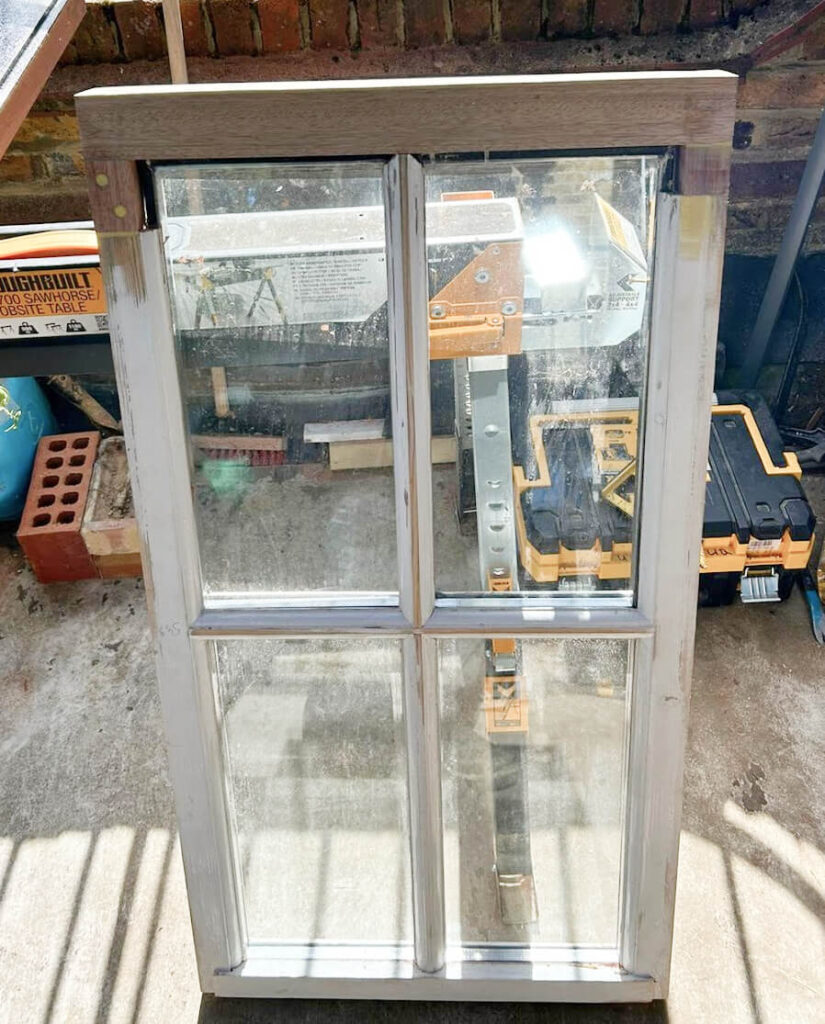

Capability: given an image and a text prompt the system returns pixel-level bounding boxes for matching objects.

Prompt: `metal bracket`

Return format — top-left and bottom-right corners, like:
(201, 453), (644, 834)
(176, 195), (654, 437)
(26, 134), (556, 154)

(468, 355), (519, 591)
(740, 566), (781, 603)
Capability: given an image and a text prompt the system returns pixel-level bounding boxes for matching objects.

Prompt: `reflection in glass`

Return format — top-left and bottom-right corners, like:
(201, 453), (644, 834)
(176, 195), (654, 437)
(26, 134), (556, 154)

(214, 637), (411, 946)
(440, 637), (630, 950)
(154, 162), (397, 602)
(425, 156), (661, 602)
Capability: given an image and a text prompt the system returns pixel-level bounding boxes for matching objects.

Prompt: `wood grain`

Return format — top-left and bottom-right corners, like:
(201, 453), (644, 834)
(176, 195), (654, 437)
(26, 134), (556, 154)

(76, 72), (738, 161)
(328, 435), (456, 471)
(677, 144), (732, 196)
(85, 159), (145, 233)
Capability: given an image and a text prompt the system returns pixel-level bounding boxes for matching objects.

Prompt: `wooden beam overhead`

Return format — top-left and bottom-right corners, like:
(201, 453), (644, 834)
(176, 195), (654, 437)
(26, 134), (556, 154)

(76, 71), (738, 162)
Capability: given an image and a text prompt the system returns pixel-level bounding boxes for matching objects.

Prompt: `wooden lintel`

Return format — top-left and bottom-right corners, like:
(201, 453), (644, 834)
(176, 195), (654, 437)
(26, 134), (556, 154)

(76, 72), (738, 162)
(85, 160), (145, 233)
(676, 145), (732, 196)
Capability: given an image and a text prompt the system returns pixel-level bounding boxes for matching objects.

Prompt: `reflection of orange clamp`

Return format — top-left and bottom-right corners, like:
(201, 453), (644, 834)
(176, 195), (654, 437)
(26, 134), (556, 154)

(601, 457), (636, 517)
(484, 674), (528, 734)
(429, 241), (524, 360)
(488, 570), (516, 658)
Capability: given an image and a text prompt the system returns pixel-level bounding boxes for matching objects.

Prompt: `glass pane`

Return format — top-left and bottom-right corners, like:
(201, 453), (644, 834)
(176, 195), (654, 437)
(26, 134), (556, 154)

(425, 155), (661, 603)
(1, 0), (64, 92)
(213, 637), (412, 946)
(154, 162), (397, 603)
(440, 637), (630, 949)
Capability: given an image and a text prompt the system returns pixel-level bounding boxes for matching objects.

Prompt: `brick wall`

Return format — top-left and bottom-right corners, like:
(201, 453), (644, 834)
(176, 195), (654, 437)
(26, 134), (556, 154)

(2, 0), (824, 256)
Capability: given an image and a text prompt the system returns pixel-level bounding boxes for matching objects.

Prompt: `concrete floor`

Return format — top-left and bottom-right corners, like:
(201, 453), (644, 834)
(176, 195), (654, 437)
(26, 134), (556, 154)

(2, 482), (825, 1023)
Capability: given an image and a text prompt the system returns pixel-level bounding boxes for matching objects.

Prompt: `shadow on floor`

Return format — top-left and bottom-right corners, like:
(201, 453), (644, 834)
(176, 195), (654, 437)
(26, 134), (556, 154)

(197, 997), (670, 1023)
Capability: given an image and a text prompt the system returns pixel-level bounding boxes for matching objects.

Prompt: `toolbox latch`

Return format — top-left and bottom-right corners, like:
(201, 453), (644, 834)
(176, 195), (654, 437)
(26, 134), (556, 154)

(740, 567), (781, 604)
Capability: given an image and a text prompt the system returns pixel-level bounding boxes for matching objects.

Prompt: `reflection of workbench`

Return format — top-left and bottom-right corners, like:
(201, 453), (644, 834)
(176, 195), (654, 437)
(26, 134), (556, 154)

(0, 222), (113, 375)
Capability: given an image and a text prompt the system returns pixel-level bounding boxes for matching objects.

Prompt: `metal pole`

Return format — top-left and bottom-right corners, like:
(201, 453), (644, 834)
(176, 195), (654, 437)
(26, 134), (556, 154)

(741, 102), (825, 387)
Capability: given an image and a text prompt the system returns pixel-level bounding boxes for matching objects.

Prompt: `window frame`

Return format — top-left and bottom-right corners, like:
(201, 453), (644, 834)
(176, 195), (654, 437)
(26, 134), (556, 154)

(78, 72), (736, 1001)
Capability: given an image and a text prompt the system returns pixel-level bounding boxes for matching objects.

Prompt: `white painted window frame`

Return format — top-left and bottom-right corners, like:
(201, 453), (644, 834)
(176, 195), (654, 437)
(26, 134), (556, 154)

(78, 72), (736, 1002)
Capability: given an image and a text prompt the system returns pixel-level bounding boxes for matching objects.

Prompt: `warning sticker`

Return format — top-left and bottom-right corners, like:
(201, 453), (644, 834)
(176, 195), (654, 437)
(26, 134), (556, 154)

(0, 267), (108, 338)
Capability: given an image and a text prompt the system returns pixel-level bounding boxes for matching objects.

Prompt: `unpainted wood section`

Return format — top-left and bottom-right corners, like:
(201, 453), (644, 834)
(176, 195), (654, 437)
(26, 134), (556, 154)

(76, 73), (738, 161)
(161, 0), (189, 84)
(86, 160), (145, 233)
(676, 144), (732, 196)
(0, 0), (85, 157)
(621, 193), (728, 991)
(329, 435), (457, 471)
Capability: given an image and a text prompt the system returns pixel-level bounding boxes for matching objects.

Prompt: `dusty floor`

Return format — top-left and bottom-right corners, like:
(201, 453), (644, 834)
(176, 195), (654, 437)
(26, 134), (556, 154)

(1, 479), (825, 1023)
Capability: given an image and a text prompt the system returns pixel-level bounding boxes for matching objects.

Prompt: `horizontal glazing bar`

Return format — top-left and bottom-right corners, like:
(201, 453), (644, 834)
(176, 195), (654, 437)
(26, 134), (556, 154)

(215, 958), (654, 998)
(242, 941), (619, 966)
(203, 592), (399, 611)
(192, 606), (411, 637)
(192, 606), (652, 639)
(424, 606), (653, 637)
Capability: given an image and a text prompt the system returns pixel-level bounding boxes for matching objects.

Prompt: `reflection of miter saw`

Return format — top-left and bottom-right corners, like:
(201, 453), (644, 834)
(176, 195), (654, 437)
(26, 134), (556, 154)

(426, 187), (649, 361)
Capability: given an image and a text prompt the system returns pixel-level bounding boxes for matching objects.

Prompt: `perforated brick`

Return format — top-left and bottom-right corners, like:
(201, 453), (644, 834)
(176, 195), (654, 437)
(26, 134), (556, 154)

(16, 432), (101, 583)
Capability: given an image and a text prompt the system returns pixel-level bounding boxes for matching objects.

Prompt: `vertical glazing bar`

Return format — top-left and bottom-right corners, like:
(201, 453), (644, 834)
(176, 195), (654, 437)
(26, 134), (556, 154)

(621, 188), (728, 992)
(384, 155), (435, 627)
(402, 635), (446, 972)
(386, 154), (445, 973)
(98, 230), (245, 981)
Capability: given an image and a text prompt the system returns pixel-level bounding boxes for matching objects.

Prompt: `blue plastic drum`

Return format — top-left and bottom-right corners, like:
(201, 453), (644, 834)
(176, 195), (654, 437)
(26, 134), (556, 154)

(0, 377), (57, 521)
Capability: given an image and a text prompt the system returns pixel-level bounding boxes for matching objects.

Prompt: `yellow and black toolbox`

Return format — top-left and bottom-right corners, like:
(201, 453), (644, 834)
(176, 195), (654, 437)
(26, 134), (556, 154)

(506, 388), (815, 605)
(700, 390), (815, 605)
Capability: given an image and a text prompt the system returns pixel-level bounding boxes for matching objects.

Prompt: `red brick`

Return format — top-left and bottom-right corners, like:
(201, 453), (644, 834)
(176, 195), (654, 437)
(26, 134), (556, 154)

(405, 0), (447, 47)
(357, 0), (400, 46)
(689, 0), (722, 30)
(592, 0), (637, 36)
(59, 38), (79, 65)
(114, 1), (167, 61)
(500, 0), (540, 40)
(0, 155), (34, 183)
(31, 150), (85, 181)
(208, 0), (256, 55)
(452, 0), (492, 43)
(737, 69), (825, 109)
(179, 0), (212, 57)
(546, 0), (588, 37)
(70, 3), (121, 63)
(639, 0), (685, 34)
(729, 160), (809, 200)
(257, 0), (301, 51)
(308, 0), (349, 48)
(17, 433), (100, 583)
(0, 184), (92, 225)
(8, 112), (79, 150)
